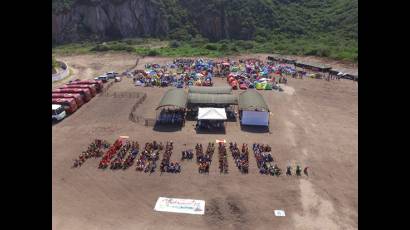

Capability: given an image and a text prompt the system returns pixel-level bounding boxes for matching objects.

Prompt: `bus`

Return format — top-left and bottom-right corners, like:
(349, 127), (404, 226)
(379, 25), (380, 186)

(52, 98), (78, 114)
(52, 93), (85, 107)
(52, 88), (92, 102)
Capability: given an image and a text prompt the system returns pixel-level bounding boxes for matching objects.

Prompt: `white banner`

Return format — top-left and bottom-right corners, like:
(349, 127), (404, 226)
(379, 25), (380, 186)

(154, 197), (205, 215)
(274, 210), (286, 216)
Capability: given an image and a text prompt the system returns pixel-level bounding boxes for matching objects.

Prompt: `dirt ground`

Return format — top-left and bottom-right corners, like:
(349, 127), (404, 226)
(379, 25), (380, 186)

(52, 53), (358, 230)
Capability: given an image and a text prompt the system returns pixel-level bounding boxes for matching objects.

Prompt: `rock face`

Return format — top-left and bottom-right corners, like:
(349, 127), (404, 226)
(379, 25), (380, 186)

(52, 0), (253, 43)
(52, 0), (168, 44)
(52, 0), (358, 44)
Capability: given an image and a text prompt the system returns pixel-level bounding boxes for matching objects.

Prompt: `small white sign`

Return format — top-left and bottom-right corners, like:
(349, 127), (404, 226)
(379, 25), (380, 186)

(274, 210), (286, 217)
(154, 197), (205, 215)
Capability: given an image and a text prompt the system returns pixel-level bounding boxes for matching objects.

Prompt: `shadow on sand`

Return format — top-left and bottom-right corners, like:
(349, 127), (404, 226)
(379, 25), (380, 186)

(195, 127), (226, 134)
(153, 123), (183, 132)
(240, 125), (270, 133)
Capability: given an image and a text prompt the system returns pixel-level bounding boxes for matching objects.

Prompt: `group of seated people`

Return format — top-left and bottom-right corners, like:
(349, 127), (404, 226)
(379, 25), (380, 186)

(157, 109), (185, 125)
(196, 120), (224, 130)
(196, 143), (214, 173)
(253, 143), (275, 174)
(218, 143), (229, 174)
(160, 142), (181, 173)
(135, 141), (163, 172)
(181, 149), (194, 160)
(229, 142), (249, 174)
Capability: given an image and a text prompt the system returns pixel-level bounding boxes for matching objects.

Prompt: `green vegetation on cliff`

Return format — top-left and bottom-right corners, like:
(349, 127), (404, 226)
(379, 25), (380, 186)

(52, 0), (357, 61)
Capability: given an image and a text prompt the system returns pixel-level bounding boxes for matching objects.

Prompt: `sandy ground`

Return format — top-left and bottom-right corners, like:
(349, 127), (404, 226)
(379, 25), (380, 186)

(52, 53), (358, 230)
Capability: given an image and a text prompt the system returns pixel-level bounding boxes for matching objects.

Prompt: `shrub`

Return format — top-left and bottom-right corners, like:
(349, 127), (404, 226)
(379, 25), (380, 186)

(231, 46), (239, 52)
(255, 35), (267, 43)
(315, 47), (331, 57)
(235, 40), (254, 49)
(90, 44), (110, 52)
(190, 35), (209, 47)
(169, 40), (181, 48)
(147, 49), (160, 56)
(52, 56), (59, 68)
(204, 43), (218, 50)
(169, 28), (192, 41)
(219, 44), (229, 51)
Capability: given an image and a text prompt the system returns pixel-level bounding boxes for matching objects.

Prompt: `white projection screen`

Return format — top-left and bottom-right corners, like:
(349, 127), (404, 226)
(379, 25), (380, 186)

(241, 111), (269, 126)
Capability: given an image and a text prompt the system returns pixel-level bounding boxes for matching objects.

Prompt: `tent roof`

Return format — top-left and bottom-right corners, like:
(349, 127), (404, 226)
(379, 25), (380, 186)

(156, 88), (187, 110)
(267, 54), (296, 63)
(295, 61), (331, 70)
(188, 86), (232, 94)
(188, 93), (238, 105)
(238, 90), (269, 112)
(330, 68), (358, 76)
(198, 107), (227, 120)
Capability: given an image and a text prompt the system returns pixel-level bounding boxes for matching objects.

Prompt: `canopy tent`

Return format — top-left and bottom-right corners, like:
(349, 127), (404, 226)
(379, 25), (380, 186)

(198, 107), (227, 120)
(188, 93), (238, 105)
(188, 86), (232, 94)
(156, 88), (187, 110)
(238, 90), (269, 112)
(241, 110), (269, 126)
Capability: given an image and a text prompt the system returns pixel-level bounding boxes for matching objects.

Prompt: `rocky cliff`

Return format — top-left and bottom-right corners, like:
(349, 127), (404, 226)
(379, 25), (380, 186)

(52, 0), (168, 44)
(52, 0), (358, 44)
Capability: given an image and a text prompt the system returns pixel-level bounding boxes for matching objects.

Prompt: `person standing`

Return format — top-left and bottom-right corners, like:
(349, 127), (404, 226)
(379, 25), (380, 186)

(304, 167), (309, 176)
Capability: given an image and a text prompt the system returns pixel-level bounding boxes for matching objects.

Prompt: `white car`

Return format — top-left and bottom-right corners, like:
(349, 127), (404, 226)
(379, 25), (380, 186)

(52, 104), (66, 121)
(94, 74), (108, 82)
(106, 71), (118, 79)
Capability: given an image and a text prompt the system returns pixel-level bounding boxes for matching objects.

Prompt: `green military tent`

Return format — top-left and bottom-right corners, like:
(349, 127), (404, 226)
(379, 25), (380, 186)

(238, 90), (270, 126)
(188, 86), (232, 95)
(238, 90), (269, 112)
(188, 93), (237, 105)
(156, 88), (188, 110)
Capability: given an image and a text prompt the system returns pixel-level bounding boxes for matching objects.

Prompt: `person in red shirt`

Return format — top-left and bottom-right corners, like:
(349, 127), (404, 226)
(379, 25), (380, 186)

(304, 167), (309, 176)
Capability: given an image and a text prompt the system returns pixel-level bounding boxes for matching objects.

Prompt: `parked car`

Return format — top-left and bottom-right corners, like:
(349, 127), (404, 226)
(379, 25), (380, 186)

(52, 104), (66, 121)
(106, 71), (118, 79)
(52, 98), (78, 114)
(94, 75), (108, 83)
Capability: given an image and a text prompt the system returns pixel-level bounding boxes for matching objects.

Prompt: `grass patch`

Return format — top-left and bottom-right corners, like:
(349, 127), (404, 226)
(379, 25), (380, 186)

(52, 37), (357, 63)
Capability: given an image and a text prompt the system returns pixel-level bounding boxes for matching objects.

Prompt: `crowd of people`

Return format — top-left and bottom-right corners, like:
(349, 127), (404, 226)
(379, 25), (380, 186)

(229, 142), (249, 174)
(135, 141), (162, 173)
(98, 139), (123, 169)
(181, 149), (194, 160)
(253, 143), (282, 176)
(157, 109), (185, 125)
(196, 143), (215, 174)
(122, 142), (140, 169)
(196, 120), (224, 130)
(72, 139), (109, 168)
(74, 140), (309, 176)
(218, 143), (229, 174)
(160, 141), (181, 173)
(252, 143), (309, 176)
